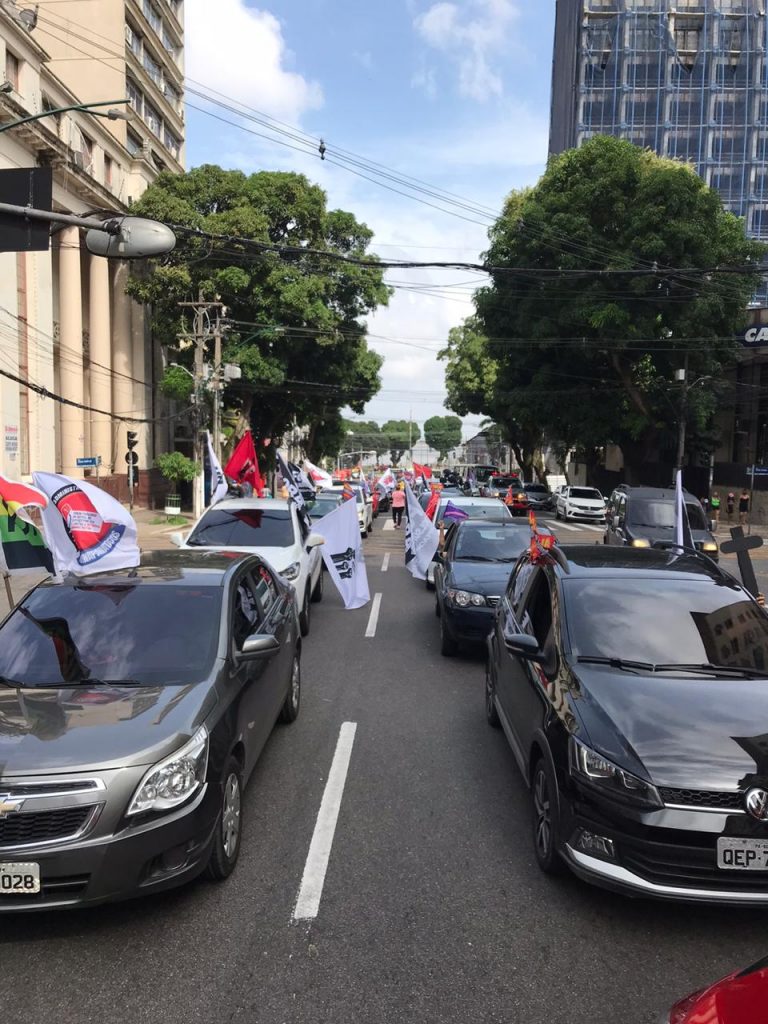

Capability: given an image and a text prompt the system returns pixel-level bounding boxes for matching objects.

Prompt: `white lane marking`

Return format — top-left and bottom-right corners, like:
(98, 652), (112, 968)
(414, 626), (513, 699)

(383, 520), (395, 531)
(554, 521), (581, 532)
(580, 524), (605, 533)
(293, 722), (357, 922)
(381, 553), (390, 572)
(365, 592), (382, 637)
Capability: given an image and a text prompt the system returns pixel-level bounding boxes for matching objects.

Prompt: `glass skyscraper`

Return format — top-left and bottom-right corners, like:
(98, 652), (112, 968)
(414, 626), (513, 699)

(550, 1), (768, 271)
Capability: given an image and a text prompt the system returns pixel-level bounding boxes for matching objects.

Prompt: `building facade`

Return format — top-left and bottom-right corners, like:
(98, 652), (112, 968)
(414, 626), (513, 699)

(0, 0), (184, 490)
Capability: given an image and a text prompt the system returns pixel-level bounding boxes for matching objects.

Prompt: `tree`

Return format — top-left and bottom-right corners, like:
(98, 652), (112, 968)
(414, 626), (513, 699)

(155, 451), (199, 493)
(423, 415), (462, 462)
(342, 419), (387, 460)
(382, 420), (421, 465)
(465, 137), (765, 479)
(127, 165), (391, 459)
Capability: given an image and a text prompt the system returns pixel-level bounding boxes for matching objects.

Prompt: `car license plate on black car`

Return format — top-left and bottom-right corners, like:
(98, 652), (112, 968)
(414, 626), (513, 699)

(0, 862), (40, 894)
(717, 838), (768, 871)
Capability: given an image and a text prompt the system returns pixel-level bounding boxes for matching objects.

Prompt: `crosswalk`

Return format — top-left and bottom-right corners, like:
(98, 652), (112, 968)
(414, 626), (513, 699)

(551, 521), (605, 534)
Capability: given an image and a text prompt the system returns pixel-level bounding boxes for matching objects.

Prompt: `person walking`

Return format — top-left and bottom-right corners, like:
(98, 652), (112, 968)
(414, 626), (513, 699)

(391, 482), (406, 528)
(710, 491), (721, 526)
(739, 488), (750, 526)
(726, 491), (736, 524)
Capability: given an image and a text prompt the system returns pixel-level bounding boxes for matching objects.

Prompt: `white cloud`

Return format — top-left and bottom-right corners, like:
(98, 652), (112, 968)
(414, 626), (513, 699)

(411, 65), (438, 100)
(185, 0), (323, 122)
(413, 0), (519, 101)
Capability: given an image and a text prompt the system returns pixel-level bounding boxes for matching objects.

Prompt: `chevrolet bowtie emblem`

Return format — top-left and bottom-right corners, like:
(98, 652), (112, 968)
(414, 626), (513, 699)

(0, 796), (24, 818)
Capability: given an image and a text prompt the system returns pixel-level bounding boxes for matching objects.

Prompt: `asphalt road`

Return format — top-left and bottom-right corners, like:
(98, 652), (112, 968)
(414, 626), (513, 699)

(1, 513), (767, 1024)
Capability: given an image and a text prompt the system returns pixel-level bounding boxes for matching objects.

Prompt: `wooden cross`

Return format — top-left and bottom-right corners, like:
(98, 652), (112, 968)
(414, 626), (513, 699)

(720, 526), (763, 598)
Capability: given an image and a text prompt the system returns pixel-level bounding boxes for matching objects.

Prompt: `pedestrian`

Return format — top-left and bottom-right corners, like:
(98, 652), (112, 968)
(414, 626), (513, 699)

(391, 482), (406, 528)
(739, 488), (750, 526)
(710, 491), (721, 526)
(726, 491), (736, 523)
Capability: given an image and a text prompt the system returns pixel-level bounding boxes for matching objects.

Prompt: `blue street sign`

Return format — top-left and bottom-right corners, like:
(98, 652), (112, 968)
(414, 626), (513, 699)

(748, 465), (768, 476)
(76, 456), (101, 467)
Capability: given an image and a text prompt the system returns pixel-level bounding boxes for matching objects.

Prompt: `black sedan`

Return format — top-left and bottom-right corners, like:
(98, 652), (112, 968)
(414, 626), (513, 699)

(524, 483), (553, 512)
(0, 551), (301, 911)
(434, 520), (535, 656)
(486, 544), (768, 905)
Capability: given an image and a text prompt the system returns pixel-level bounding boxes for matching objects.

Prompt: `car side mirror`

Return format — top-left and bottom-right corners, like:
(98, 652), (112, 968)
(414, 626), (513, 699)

(238, 633), (280, 660)
(503, 631), (545, 662)
(169, 531), (185, 548)
(307, 533), (325, 549)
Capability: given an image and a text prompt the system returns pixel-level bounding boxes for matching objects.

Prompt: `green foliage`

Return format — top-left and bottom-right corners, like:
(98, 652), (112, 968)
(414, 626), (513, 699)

(445, 136), (766, 477)
(342, 419), (387, 460)
(155, 451), (199, 490)
(159, 365), (194, 402)
(423, 414), (462, 462)
(128, 165), (391, 449)
(382, 419), (421, 465)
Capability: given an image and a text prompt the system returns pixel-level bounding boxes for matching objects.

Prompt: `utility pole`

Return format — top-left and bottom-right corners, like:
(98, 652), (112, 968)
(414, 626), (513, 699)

(212, 314), (222, 460)
(674, 354), (689, 484)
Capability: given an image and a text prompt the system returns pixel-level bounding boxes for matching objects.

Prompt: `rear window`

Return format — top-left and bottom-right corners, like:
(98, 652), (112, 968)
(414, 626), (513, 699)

(188, 508), (294, 548)
(454, 525), (527, 562)
(628, 499), (707, 531)
(525, 485), (548, 494)
(491, 476), (521, 488)
(0, 584), (223, 686)
(439, 501), (511, 521)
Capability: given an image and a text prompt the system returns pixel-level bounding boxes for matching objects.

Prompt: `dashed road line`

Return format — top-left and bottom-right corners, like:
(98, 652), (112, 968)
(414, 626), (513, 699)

(381, 553), (390, 572)
(292, 722), (357, 922)
(383, 520), (395, 531)
(365, 592), (383, 637)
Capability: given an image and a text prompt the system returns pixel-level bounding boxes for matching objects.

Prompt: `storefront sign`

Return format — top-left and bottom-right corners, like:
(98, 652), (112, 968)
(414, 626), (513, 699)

(741, 327), (768, 348)
(4, 426), (18, 458)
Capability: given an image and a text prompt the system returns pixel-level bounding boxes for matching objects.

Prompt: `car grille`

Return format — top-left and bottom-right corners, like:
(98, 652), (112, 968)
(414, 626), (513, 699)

(0, 806), (94, 848)
(619, 835), (768, 892)
(0, 780), (99, 797)
(660, 787), (744, 811)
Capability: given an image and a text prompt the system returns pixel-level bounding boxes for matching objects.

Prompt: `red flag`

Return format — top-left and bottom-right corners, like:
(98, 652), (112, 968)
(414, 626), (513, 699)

(413, 461), (432, 479)
(425, 490), (440, 521)
(224, 431), (264, 495)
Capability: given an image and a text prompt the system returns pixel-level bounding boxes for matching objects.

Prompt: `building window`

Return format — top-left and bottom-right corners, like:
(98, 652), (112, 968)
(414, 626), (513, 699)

(4, 50), (19, 91)
(711, 168), (744, 199)
(162, 27), (177, 56)
(125, 23), (142, 58)
(750, 206), (768, 237)
(163, 126), (180, 159)
(104, 155), (113, 187)
(144, 102), (161, 137)
(126, 129), (142, 156)
(666, 129), (701, 162)
(127, 78), (143, 115)
(712, 130), (747, 164)
(164, 82), (180, 110)
(79, 131), (94, 170)
(584, 17), (619, 72)
(143, 0), (162, 33)
(625, 59), (662, 90)
(143, 52), (162, 87)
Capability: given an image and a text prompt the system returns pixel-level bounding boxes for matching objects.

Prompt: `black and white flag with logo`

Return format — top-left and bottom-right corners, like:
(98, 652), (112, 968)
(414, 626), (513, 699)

(277, 451), (306, 510)
(312, 495), (370, 609)
(404, 482), (438, 580)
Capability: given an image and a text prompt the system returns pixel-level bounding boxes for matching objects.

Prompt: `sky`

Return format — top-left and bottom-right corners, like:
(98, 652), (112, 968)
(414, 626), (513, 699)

(184, 0), (555, 442)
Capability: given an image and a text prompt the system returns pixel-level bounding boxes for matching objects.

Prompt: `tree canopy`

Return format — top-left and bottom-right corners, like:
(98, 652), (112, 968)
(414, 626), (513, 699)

(423, 415), (462, 461)
(382, 420), (421, 465)
(442, 136), (765, 480)
(127, 165), (391, 460)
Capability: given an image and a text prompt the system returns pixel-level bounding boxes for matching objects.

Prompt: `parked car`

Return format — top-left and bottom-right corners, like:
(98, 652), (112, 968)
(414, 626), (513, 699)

(172, 498), (324, 636)
(434, 519), (548, 656)
(325, 484), (373, 537)
(524, 483), (553, 512)
(0, 551), (301, 911)
(665, 955), (768, 1023)
(486, 543), (768, 904)
(555, 486), (606, 523)
(604, 486), (718, 561)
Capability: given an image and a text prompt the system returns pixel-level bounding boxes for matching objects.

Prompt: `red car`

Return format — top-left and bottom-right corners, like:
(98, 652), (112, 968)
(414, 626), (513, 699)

(666, 956), (768, 1023)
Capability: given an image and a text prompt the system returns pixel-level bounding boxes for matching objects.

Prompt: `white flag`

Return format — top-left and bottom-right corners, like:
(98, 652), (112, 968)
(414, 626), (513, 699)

(404, 482), (438, 580)
(674, 469), (694, 551)
(377, 467), (395, 492)
(206, 431), (228, 507)
(303, 457), (333, 489)
(312, 496), (370, 610)
(32, 472), (140, 577)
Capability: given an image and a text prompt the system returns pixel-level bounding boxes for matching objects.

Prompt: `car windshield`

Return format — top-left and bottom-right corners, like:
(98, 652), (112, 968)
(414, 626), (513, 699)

(473, 466), (499, 482)
(564, 578), (768, 672)
(187, 507), (294, 547)
(526, 485), (548, 494)
(439, 501), (510, 521)
(0, 583), (223, 686)
(629, 499), (707, 531)
(491, 476), (520, 488)
(453, 525), (527, 562)
(569, 488), (602, 500)
(309, 498), (341, 518)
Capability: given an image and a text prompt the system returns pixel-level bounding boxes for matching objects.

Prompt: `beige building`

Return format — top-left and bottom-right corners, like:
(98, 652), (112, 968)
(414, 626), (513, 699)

(0, 0), (184, 489)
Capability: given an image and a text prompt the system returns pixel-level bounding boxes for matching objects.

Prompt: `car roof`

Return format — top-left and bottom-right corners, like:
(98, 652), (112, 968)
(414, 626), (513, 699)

(618, 487), (699, 502)
(547, 544), (736, 585)
(37, 549), (252, 589)
(206, 497), (292, 512)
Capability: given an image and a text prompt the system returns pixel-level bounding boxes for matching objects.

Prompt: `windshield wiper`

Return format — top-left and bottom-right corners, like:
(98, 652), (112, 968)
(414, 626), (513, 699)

(456, 555), (496, 562)
(576, 656), (655, 673)
(653, 663), (766, 679)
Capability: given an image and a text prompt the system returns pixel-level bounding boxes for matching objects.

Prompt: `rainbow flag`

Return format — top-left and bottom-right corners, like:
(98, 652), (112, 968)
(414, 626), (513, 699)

(0, 473), (53, 574)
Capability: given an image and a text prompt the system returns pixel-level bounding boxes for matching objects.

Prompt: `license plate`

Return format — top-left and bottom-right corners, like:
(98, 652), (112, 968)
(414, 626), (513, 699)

(717, 837), (768, 871)
(0, 862), (41, 894)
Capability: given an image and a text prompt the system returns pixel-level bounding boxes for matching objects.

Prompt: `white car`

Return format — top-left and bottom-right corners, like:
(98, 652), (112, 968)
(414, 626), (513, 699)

(170, 498), (324, 636)
(324, 485), (373, 536)
(555, 486), (606, 523)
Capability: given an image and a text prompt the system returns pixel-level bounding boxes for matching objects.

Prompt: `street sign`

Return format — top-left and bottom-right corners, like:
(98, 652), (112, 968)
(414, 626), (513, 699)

(748, 466), (768, 476)
(76, 456), (101, 468)
(125, 451), (139, 466)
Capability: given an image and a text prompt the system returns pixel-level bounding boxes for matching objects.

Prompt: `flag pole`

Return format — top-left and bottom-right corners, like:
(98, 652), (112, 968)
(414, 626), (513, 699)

(3, 571), (13, 610)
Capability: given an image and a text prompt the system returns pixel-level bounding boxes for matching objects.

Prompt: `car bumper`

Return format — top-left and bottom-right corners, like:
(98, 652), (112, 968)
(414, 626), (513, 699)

(565, 509), (605, 521)
(443, 604), (496, 643)
(0, 783), (220, 912)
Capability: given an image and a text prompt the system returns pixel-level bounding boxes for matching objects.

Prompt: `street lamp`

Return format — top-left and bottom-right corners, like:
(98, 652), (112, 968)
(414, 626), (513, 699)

(0, 99), (132, 134)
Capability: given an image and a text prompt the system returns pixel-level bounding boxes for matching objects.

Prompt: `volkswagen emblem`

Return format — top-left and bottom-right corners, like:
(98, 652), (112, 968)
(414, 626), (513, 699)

(0, 795), (23, 819)
(745, 787), (768, 822)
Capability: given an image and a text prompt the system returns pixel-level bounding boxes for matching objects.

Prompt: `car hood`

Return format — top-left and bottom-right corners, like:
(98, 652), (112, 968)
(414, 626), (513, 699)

(183, 543), (299, 572)
(573, 665), (768, 789)
(447, 561), (515, 594)
(0, 679), (218, 774)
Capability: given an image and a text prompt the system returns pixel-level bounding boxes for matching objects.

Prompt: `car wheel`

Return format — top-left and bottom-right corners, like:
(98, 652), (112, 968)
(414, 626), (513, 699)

(531, 758), (565, 875)
(299, 586), (311, 637)
(279, 651), (301, 723)
(555, 508), (561, 520)
(485, 657), (500, 728)
(206, 756), (243, 881)
(440, 614), (458, 657)
(311, 567), (323, 603)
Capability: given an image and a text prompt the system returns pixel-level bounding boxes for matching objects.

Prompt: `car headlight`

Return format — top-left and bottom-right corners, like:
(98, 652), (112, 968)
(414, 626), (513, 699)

(127, 726), (209, 817)
(702, 542), (718, 553)
(569, 737), (661, 809)
(447, 589), (486, 607)
(282, 561), (301, 581)
(631, 538), (650, 548)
